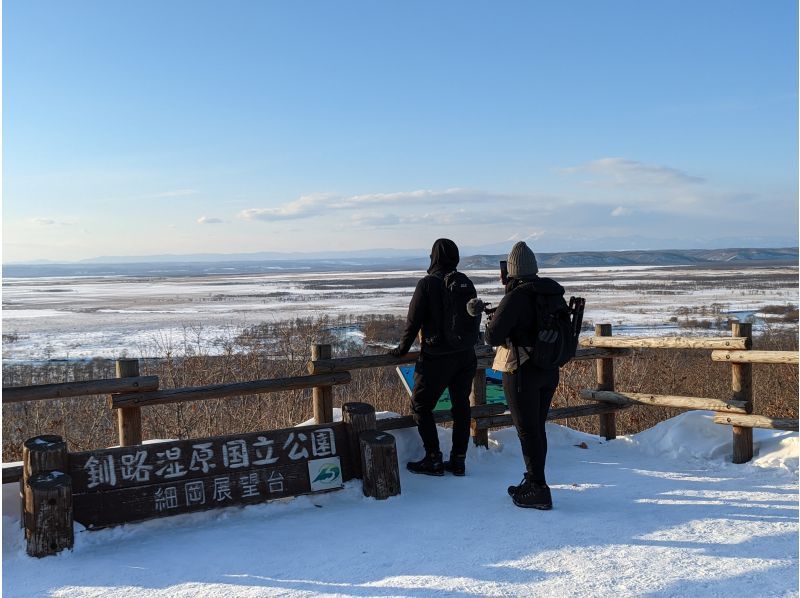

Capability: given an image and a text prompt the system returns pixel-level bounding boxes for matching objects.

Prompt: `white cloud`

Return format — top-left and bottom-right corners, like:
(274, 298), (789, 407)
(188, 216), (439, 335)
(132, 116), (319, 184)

(240, 188), (560, 224)
(30, 218), (77, 226)
(557, 157), (770, 218)
(350, 207), (510, 228)
(144, 189), (198, 199)
(197, 216), (223, 224)
(333, 188), (484, 209)
(238, 193), (334, 221)
(564, 158), (705, 186)
(350, 213), (403, 227)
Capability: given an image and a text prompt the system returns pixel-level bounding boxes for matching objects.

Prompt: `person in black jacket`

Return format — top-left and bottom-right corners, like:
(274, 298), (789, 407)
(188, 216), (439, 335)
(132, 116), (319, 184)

(484, 241), (564, 509)
(388, 239), (477, 476)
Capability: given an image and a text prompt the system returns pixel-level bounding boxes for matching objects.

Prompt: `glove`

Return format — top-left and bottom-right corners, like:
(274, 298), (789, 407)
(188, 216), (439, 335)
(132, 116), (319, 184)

(387, 347), (405, 358)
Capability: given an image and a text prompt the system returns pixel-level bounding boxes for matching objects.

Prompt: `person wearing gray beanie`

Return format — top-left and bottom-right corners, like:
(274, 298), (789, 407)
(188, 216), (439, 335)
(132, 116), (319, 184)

(506, 241), (538, 278)
(484, 241), (568, 510)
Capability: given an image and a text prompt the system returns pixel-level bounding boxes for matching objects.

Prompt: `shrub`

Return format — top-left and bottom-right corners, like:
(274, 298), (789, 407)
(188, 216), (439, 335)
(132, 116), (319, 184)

(3, 318), (798, 461)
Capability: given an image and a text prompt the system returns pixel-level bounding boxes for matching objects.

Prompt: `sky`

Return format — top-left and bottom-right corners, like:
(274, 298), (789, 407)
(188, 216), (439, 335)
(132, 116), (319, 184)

(3, 0), (798, 262)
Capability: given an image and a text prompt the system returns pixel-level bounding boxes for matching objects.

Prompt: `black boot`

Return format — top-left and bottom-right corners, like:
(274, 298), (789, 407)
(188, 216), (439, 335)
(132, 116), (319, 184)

(512, 481), (552, 510)
(407, 451), (444, 476)
(507, 476), (527, 497)
(443, 453), (466, 476)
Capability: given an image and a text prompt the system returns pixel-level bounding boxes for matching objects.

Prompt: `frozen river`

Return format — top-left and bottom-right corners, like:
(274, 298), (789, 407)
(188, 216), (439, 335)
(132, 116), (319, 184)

(2, 264), (797, 361)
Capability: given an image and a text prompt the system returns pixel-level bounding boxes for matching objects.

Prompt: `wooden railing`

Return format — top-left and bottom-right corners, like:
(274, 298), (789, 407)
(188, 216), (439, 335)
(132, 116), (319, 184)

(3, 322), (798, 483)
(578, 322), (798, 463)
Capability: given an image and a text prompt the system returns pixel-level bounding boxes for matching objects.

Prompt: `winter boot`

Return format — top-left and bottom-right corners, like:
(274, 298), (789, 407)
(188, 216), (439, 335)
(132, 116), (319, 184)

(443, 453), (466, 476)
(507, 476), (527, 497)
(406, 451), (444, 476)
(512, 481), (552, 510)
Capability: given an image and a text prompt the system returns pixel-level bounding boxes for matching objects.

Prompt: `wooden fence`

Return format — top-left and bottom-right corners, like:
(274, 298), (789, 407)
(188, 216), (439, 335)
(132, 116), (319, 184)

(4, 322), (797, 481)
(3, 322), (798, 555)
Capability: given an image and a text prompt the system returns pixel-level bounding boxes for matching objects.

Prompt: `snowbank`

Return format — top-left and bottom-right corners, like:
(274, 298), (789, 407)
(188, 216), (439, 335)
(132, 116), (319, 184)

(625, 411), (799, 474)
(3, 412), (797, 597)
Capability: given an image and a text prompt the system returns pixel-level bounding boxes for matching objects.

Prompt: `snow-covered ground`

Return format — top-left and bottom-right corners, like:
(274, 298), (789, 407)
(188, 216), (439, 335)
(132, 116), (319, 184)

(3, 412), (797, 597)
(2, 265), (797, 361)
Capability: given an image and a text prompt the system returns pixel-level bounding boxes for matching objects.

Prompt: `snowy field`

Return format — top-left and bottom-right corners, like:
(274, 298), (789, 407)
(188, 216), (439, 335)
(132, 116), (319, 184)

(2, 264), (797, 361)
(2, 411), (798, 597)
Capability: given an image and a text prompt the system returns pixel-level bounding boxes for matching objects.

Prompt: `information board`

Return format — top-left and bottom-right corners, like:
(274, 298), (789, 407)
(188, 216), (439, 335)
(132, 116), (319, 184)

(396, 366), (507, 411)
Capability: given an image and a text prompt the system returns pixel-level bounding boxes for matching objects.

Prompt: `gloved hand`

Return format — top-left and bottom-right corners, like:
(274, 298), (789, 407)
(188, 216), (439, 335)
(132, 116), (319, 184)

(387, 347), (406, 358)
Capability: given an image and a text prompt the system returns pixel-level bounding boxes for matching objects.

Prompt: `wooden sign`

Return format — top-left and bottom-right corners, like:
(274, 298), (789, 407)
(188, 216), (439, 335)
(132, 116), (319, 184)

(67, 423), (353, 528)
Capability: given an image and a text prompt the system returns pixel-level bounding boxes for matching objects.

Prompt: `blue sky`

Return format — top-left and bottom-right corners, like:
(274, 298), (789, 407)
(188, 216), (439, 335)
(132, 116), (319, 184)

(3, 0), (798, 262)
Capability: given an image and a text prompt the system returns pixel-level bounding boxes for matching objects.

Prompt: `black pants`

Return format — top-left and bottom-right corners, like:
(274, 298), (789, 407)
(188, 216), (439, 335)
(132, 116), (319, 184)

(411, 349), (477, 456)
(503, 363), (559, 484)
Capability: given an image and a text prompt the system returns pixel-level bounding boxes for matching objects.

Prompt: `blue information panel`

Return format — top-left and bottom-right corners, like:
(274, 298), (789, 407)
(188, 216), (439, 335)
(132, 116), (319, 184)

(396, 366), (507, 412)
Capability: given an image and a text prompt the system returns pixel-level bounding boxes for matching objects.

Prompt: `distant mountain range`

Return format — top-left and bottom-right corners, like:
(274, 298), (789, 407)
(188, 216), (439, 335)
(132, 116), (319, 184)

(2, 247), (796, 278)
(460, 247), (799, 269)
(8, 234), (799, 266)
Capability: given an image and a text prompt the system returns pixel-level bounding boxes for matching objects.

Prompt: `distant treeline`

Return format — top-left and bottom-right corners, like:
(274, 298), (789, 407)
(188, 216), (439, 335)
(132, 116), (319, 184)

(461, 247), (799, 269)
(4, 247), (797, 278)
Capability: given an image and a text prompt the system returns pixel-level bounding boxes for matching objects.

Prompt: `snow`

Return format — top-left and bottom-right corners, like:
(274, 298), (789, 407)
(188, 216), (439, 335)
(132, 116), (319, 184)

(3, 265), (797, 361)
(3, 412), (797, 597)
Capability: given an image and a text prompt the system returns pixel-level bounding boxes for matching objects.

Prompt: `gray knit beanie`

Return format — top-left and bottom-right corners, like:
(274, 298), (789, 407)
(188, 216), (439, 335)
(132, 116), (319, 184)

(507, 241), (538, 277)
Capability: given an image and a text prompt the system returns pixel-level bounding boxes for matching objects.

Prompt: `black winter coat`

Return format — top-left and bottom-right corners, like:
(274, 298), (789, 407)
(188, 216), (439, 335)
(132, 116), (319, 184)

(396, 239), (466, 355)
(484, 276), (566, 348)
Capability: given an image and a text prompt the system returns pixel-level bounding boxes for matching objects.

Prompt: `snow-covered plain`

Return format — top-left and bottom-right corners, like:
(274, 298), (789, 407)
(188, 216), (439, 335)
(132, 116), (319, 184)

(3, 265), (797, 361)
(3, 412), (798, 597)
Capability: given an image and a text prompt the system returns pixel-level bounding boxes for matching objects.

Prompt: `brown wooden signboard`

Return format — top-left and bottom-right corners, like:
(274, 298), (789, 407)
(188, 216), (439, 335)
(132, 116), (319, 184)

(67, 422), (353, 528)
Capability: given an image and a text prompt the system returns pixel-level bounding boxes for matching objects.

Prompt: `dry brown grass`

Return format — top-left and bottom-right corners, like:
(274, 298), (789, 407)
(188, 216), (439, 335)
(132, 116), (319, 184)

(3, 317), (797, 461)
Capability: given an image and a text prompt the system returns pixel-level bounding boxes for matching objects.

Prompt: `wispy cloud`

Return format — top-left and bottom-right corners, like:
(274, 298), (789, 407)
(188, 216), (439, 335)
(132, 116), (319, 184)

(349, 207), (517, 229)
(610, 206), (632, 217)
(30, 218), (77, 226)
(350, 213), (403, 227)
(564, 158), (705, 186)
(239, 188), (553, 223)
(239, 193), (335, 221)
(197, 216), (223, 224)
(143, 189), (198, 199)
(332, 188), (485, 209)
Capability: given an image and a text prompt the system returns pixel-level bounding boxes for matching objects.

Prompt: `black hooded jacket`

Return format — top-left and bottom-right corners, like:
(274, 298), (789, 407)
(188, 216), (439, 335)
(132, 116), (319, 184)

(484, 276), (566, 348)
(396, 239), (463, 355)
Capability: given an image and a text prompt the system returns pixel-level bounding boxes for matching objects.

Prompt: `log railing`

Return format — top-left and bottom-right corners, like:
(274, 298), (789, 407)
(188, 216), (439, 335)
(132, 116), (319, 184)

(110, 372), (352, 408)
(711, 350), (799, 364)
(2, 376), (159, 404)
(580, 335), (752, 350)
(579, 322), (798, 462)
(3, 323), (797, 485)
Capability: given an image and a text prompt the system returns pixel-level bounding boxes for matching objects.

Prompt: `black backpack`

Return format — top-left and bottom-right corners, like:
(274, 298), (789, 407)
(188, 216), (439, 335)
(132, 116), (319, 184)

(529, 293), (585, 369)
(434, 271), (480, 351)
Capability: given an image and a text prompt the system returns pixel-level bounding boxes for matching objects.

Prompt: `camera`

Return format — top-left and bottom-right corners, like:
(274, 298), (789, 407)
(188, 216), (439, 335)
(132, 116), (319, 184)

(466, 298), (496, 317)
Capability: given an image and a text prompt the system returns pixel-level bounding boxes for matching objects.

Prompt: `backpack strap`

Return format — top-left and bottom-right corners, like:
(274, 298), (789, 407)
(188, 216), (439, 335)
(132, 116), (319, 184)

(430, 269), (455, 281)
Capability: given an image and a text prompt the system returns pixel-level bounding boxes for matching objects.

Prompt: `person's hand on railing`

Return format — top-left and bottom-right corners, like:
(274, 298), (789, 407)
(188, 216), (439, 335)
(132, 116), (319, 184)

(387, 347), (406, 358)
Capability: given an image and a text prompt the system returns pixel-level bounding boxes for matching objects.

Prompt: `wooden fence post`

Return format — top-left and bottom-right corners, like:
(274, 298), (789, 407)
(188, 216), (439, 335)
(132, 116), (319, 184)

(360, 430), (401, 499)
(115, 359), (143, 446)
(596, 324), (617, 440)
(470, 367), (489, 448)
(731, 322), (754, 463)
(22, 435), (73, 557)
(342, 402), (376, 479)
(312, 344), (334, 424)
